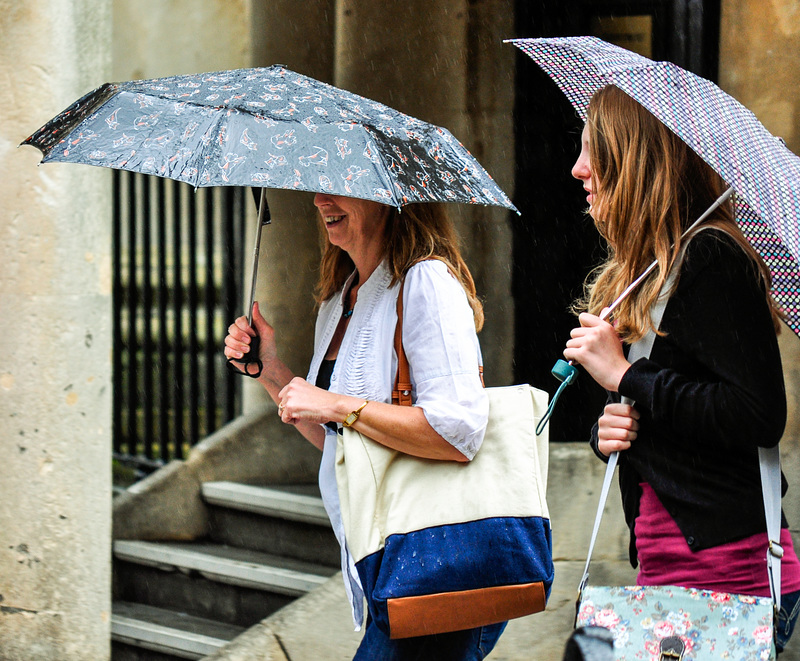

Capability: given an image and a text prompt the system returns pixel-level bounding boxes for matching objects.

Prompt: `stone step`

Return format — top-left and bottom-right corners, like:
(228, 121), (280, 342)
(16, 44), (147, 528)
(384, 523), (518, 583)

(114, 557), (294, 630)
(113, 485), (340, 658)
(202, 482), (330, 526)
(201, 483), (340, 567)
(111, 601), (245, 660)
(113, 540), (335, 597)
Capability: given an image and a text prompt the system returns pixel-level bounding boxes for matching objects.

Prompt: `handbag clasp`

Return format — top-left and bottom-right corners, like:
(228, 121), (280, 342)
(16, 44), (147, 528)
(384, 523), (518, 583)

(659, 636), (685, 660)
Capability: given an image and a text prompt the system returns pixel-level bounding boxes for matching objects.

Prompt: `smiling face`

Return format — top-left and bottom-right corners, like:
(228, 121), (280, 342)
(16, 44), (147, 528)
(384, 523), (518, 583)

(314, 192), (391, 264)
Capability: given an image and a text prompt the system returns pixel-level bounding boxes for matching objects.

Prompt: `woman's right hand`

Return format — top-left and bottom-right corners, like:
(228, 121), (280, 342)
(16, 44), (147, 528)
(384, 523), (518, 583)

(596, 402), (640, 457)
(224, 301), (278, 381)
(564, 313), (630, 392)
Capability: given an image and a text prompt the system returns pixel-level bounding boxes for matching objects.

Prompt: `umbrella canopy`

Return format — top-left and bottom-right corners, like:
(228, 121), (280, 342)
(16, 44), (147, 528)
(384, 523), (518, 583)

(23, 65), (517, 376)
(507, 36), (800, 336)
(22, 64), (517, 213)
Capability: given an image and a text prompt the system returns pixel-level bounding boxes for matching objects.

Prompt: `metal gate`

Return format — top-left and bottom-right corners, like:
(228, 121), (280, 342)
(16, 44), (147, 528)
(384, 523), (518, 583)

(112, 170), (248, 473)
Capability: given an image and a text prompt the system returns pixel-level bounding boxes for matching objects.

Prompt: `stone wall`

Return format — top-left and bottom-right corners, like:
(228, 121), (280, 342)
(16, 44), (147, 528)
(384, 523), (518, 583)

(112, 0), (251, 80)
(0, 1), (113, 658)
(720, 0), (800, 534)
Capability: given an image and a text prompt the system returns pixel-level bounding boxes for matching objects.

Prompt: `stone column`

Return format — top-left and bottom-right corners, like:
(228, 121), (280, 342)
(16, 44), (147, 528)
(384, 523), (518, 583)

(335, 0), (516, 384)
(244, 0), (336, 413)
(112, 0), (252, 80)
(0, 1), (113, 659)
(462, 0), (516, 386)
(720, 0), (800, 534)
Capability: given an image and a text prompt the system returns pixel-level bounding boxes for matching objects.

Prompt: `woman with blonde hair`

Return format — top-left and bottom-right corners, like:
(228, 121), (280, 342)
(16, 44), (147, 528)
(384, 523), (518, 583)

(563, 85), (800, 654)
(224, 194), (505, 660)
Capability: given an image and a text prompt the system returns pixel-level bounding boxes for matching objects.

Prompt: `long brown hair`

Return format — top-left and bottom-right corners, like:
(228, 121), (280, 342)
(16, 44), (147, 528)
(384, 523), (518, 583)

(578, 85), (781, 341)
(315, 202), (484, 331)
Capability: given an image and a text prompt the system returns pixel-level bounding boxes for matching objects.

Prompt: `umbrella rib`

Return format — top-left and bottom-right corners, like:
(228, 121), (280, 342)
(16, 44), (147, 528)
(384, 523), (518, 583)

(600, 188), (735, 321)
(357, 127), (404, 208)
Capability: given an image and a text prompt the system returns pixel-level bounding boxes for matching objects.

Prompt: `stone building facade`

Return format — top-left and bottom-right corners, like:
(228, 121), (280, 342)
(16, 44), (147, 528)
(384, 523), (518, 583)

(1, 0), (798, 657)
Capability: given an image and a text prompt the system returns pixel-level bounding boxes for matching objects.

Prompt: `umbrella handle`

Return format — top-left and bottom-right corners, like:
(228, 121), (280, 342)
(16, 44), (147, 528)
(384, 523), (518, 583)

(535, 359), (579, 435)
(535, 187), (735, 430)
(225, 334), (263, 378)
(246, 188), (272, 327)
(228, 188), (270, 379)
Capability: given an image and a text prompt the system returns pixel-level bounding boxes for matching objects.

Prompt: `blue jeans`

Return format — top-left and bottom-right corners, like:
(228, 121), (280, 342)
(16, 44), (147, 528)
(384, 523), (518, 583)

(353, 618), (507, 660)
(777, 588), (800, 654)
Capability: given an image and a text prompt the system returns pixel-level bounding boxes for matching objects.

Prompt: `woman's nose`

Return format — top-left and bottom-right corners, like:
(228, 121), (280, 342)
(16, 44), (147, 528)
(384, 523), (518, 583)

(313, 192), (330, 207)
(572, 153), (590, 181)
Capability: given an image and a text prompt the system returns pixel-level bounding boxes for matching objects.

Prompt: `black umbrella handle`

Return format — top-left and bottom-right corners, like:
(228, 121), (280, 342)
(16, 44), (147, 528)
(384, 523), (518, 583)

(226, 334), (263, 378)
(227, 188), (271, 379)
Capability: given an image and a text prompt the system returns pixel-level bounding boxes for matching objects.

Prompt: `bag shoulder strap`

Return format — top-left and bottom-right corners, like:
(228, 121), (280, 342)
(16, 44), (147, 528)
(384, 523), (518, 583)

(760, 445), (783, 609)
(393, 281), (413, 407)
(392, 273), (485, 407)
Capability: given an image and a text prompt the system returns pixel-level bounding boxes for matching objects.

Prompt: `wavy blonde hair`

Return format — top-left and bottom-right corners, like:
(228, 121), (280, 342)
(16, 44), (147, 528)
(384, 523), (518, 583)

(315, 202), (484, 331)
(578, 85), (780, 341)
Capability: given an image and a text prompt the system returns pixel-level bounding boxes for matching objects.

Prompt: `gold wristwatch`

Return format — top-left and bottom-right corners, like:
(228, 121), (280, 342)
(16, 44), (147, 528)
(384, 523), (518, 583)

(342, 401), (369, 427)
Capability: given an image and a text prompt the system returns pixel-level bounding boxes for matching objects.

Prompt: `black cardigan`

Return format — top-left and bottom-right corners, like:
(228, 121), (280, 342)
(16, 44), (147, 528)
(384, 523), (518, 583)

(590, 230), (788, 567)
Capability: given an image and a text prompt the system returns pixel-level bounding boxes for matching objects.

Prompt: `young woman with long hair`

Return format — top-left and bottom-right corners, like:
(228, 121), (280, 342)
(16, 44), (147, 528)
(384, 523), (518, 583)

(563, 85), (800, 654)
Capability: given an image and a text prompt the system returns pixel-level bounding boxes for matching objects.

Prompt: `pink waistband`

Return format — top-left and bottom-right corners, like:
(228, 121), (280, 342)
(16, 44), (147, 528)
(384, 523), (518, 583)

(635, 483), (800, 597)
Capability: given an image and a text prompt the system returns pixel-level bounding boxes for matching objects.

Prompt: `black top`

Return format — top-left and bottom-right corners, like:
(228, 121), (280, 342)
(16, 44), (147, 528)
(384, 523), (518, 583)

(316, 358), (335, 391)
(316, 358), (339, 433)
(590, 230), (788, 566)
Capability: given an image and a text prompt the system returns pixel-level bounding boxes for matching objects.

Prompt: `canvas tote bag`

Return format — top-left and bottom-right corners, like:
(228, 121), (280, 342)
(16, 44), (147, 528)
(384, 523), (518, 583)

(335, 282), (554, 639)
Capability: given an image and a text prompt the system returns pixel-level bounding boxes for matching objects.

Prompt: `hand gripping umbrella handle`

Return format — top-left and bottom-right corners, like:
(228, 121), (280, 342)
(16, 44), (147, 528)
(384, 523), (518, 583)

(538, 188), (733, 433)
(226, 333), (263, 378)
(227, 188), (271, 379)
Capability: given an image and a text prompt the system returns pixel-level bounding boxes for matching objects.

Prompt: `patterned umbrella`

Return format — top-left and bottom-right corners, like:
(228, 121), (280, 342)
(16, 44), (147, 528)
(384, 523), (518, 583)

(23, 65), (517, 374)
(22, 65), (516, 212)
(507, 36), (800, 336)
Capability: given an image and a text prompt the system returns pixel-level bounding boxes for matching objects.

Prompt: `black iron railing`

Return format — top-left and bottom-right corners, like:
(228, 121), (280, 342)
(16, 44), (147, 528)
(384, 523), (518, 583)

(112, 170), (248, 473)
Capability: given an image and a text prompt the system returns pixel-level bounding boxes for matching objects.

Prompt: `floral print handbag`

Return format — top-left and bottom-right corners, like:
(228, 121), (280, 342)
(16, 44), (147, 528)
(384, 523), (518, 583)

(576, 584), (775, 660)
(575, 449), (782, 660)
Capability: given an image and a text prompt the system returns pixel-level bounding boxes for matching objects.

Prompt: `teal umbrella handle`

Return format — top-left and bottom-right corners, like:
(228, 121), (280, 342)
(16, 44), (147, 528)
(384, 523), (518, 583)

(536, 359), (578, 435)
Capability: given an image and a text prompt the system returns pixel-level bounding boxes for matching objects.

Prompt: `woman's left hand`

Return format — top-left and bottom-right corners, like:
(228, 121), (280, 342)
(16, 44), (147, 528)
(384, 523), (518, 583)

(564, 312), (631, 391)
(277, 377), (361, 426)
(596, 402), (640, 456)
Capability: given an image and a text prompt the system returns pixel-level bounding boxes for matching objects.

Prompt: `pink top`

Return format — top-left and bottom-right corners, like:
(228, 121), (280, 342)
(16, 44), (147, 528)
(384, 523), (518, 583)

(635, 483), (800, 597)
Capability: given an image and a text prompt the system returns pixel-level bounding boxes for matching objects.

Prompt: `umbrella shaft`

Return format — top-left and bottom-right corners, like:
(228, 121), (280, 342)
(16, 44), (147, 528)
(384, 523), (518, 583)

(247, 188), (271, 326)
(600, 187), (733, 322)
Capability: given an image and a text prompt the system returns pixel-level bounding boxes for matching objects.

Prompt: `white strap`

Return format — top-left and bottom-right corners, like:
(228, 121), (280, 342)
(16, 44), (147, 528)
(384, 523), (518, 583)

(760, 445), (783, 610)
(578, 450), (619, 593)
(578, 266), (672, 592)
(578, 288), (670, 593)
